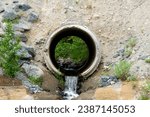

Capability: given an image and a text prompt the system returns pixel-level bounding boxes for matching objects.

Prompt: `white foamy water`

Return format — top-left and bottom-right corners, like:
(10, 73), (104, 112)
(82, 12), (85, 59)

(63, 76), (79, 100)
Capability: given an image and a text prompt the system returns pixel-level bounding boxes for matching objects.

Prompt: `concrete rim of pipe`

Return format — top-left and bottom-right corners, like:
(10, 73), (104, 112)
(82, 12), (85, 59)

(44, 24), (101, 78)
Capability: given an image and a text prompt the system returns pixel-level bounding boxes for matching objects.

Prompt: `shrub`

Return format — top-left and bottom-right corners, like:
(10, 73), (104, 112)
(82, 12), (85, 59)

(145, 58), (150, 63)
(139, 81), (150, 100)
(127, 75), (136, 81)
(55, 73), (65, 88)
(28, 76), (43, 86)
(124, 47), (132, 58)
(114, 60), (131, 81)
(126, 38), (136, 48)
(0, 21), (21, 77)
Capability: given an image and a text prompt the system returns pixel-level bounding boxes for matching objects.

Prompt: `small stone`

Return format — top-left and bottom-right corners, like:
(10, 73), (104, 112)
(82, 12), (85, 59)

(17, 47), (33, 60)
(99, 76), (118, 87)
(2, 10), (18, 21)
(15, 4), (31, 11)
(13, 20), (31, 32)
(110, 81), (115, 85)
(14, 31), (28, 42)
(13, 1), (19, 3)
(113, 53), (120, 58)
(0, 8), (5, 13)
(28, 12), (39, 23)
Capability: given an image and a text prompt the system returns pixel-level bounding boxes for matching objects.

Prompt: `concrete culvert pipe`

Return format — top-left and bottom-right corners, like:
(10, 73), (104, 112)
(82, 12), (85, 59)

(44, 24), (101, 78)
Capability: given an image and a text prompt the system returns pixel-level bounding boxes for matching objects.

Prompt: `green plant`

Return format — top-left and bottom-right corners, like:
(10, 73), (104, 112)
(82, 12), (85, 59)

(145, 58), (150, 63)
(124, 47), (132, 57)
(127, 75), (137, 81)
(28, 76), (43, 86)
(114, 60), (131, 81)
(0, 21), (21, 77)
(55, 36), (89, 64)
(55, 73), (65, 87)
(126, 38), (137, 48)
(139, 81), (150, 100)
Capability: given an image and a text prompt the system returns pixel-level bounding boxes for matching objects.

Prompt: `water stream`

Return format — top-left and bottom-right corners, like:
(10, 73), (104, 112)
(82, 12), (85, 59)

(63, 76), (79, 100)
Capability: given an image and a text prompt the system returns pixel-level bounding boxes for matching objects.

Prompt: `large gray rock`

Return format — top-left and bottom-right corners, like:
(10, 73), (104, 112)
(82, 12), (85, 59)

(22, 63), (44, 78)
(27, 11), (39, 23)
(2, 10), (18, 21)
(17, 47), (33, 60)
(13, 20), (31, 32)
(20, 42), (35, 57)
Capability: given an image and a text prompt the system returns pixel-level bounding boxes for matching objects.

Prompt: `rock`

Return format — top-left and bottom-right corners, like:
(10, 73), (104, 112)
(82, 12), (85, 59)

(17, 47), (33, 60)
(13, 20), (31, 32)
(28, 11), (39, 23)
(0, 8), (5, 13)
(14, 4), (31, 12)
(138, 55), (150, 60)
(13, 1), (19, 4)
(16, 72), (28, 81)
(14, 31), (28, 42)
(20, 42), (35, 57)
(2, 10), (18, 21)
(99, 76), (118, 87)
(22, 63), (44, 78)
(22, 79), (42, 94)
(16, 72), (43, 94)
(25, 47), (35, 58)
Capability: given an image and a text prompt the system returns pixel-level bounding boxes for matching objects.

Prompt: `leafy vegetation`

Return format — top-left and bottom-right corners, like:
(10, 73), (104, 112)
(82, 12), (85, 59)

(139, 81), (150, 100)
(145, 58), (150, 63)
(124, 37), (137, 58)
(127, 75), (136, 81)
(126, 37), (137, 48)
(55, 36), (89, 64)
(55, 73), (65, 88)
(0, 21), (21, 77)
(114, 60), (131, 81)
(28, 76), (43, 86)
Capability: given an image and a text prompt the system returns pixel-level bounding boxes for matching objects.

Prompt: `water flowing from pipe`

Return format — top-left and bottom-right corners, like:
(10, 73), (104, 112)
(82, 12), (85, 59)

(63, 76), (78, 100)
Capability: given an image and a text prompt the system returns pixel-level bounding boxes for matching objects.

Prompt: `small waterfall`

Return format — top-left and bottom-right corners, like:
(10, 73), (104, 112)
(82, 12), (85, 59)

(63, 76), (79, 100)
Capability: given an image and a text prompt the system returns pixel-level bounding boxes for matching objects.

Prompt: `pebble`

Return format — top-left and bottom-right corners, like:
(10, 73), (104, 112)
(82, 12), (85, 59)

(0, 8), (5, 13)
(28, 11), (39, 23)
(99, 76), (118, 87)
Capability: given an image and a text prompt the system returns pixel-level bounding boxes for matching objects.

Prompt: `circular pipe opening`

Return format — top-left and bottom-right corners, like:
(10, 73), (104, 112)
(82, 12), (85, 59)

(44, 25), (101, 77)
